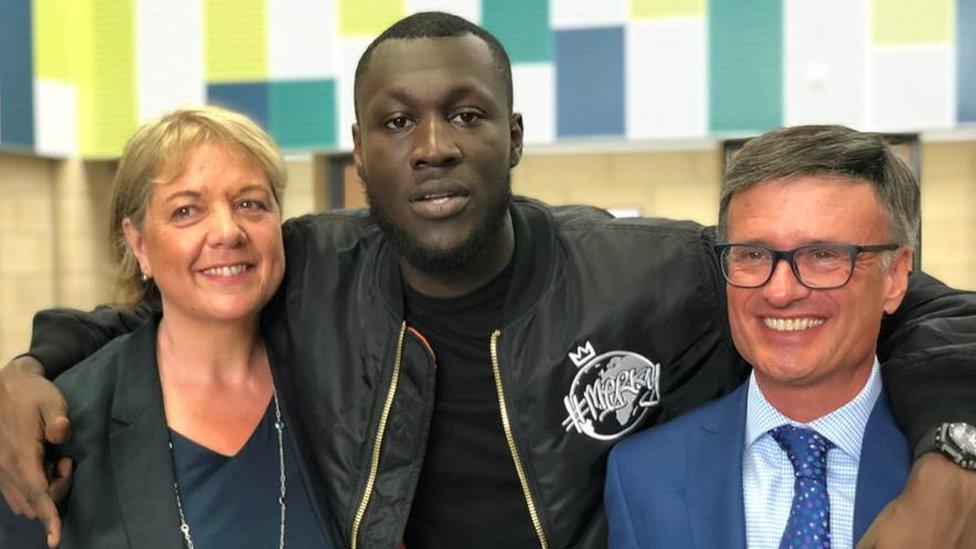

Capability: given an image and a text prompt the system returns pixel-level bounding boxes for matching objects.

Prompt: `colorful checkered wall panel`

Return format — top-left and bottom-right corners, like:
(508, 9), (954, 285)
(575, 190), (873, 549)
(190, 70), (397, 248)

(0, 1), (35, 150)
(1, 0), (974, 158)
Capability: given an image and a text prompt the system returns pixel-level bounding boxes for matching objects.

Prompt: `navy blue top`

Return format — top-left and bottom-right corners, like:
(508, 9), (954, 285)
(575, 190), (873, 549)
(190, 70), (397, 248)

(169, 399), (332, 549)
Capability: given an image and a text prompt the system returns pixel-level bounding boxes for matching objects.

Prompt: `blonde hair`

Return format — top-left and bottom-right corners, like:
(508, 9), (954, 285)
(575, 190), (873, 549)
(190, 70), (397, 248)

(110, 106), (287, 307)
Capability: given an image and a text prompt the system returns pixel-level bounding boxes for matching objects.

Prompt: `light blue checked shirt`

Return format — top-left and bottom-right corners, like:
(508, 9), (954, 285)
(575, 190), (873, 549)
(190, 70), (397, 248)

(743, 359), (881, 549)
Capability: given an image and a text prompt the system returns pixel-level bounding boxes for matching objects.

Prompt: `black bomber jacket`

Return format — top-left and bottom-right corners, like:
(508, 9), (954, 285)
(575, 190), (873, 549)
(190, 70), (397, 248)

(31, 197), (976, 548)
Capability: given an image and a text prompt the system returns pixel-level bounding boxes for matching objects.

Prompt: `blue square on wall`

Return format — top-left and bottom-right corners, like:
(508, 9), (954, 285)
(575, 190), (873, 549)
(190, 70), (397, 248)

(555, 27), (625, 138)
(207, 82), (270, 130)
(0, 0), (35, 149)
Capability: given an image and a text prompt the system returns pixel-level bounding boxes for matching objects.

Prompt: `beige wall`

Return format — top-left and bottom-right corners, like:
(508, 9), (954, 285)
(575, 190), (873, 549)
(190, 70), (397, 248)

(919, 141), (976, 289)
(54, 160), (116, 309)
(0, 155), (121, 364)
(2, 141), (974, 364)
(282, 155), (331, 220)
(0, 153), (58, 364)
(513, 148), (722, 224)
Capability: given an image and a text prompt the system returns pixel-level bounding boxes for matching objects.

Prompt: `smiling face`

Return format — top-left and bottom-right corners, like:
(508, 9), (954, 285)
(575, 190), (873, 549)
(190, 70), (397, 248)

(725, 176), (910, 404)
(352, 34), (522, 273)
(123, 141), (285, 325)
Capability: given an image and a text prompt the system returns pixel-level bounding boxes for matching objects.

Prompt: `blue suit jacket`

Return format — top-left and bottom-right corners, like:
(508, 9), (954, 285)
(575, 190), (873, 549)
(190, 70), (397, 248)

(605, 382), (910, 548)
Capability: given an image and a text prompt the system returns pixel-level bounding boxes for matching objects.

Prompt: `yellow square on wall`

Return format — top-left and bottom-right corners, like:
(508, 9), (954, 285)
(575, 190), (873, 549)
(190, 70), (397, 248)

(339, 0), (405, 37)
(33, 0), (72, 81)
(206, 0), (268, 82)
(631, 0), (705, 19)
(874, 0), (952, 44)
(76, 0), (137, 157)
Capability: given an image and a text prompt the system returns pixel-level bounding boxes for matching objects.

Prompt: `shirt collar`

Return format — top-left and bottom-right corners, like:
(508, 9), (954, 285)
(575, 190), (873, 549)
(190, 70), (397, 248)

(745, 358), (882, 460)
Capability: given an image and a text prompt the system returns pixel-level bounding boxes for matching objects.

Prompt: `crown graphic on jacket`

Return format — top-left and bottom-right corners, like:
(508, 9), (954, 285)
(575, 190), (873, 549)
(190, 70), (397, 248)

(569, 341), (596, 367)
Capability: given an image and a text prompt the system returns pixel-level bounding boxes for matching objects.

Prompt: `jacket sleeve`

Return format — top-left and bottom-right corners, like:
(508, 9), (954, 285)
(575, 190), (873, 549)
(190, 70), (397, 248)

(876, 271), (976, 448)
(27, 299), (157, 379)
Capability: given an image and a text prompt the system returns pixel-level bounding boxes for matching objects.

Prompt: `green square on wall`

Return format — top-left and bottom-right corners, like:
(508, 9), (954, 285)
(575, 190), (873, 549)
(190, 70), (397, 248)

(482, 0), (551, 63)
(708, 0), (782, 133)
(270, 79), (337, 150)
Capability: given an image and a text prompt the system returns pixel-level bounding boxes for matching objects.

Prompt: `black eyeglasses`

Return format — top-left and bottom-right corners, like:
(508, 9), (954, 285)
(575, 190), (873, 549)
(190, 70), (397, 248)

(714, 243), (901, 289)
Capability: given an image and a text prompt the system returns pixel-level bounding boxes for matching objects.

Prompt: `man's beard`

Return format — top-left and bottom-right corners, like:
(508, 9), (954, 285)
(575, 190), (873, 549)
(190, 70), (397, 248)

(367, 176), (513, 274)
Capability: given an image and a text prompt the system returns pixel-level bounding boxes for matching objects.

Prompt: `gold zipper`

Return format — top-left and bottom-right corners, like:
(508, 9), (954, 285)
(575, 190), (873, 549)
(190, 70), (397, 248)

(351, 321), (407, 549)
(490, 330), (549, 549)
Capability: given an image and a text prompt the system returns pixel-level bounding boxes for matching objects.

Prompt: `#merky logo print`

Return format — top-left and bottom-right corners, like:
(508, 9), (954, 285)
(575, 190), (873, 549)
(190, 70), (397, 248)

(562, 341), (661, 441)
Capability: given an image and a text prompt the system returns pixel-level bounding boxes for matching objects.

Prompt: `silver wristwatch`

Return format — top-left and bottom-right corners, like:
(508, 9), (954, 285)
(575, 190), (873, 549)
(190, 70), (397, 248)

(924, 422), (976, 470)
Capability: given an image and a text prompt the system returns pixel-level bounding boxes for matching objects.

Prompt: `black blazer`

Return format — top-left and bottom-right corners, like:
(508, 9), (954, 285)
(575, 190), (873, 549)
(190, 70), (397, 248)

(2, 313), (337, 548)
(51, 315), (184, 548)
(0, 316), (183, 548)
(0, 314), (337, 549)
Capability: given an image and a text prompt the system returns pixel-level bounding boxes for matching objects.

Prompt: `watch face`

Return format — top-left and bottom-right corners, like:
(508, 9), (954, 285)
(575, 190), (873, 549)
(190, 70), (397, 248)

(948, 423), (976, 455)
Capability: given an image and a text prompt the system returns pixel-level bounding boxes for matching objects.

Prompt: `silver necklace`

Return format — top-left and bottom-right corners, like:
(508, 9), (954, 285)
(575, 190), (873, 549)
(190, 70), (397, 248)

(168, 392), (287, 549)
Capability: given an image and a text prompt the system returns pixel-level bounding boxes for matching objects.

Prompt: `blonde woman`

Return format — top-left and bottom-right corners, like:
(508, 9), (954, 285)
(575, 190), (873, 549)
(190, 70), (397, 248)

(34, 107), (332, 548)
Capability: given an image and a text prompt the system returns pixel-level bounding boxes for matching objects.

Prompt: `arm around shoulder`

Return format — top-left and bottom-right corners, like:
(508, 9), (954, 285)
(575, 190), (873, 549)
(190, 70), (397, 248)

(876, 271), (976, 447)
(29, 300), (156, 379)
(866, 272), (976, 548)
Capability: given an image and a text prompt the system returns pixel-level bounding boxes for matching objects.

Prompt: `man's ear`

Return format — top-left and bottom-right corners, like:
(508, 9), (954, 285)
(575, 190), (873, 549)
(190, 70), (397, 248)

(122, 217), (150, 278)
(509, 112), (524, 168)
(883, 248), (913, 315)
(352, 123), (367, 185)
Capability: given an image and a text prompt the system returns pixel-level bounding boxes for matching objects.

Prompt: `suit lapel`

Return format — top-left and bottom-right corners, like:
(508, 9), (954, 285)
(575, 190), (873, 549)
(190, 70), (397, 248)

(107, 317), (185, 548)
(852, 393), (910, 543)
(686, 384), (749, 549)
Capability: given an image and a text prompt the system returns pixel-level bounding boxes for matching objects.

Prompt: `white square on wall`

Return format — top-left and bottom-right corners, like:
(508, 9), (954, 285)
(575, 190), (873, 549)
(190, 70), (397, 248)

(136, 0), (205, 122)
(870, 46), (955, 131)
(513, 63), (556, 144)
(406, 0), (481, 23)
(34, 80), (79, 157)
(784, 0), (868, 127)
(337, 37), (373, 151)
(269, 0), (337, 79)
(550, 0), (627, 29)
(626, 18), (707, 139)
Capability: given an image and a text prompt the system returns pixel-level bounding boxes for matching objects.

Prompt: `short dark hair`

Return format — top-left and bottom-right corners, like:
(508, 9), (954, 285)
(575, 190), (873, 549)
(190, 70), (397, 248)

(353, 11), (514, 117)
(719, 125), (920, 248)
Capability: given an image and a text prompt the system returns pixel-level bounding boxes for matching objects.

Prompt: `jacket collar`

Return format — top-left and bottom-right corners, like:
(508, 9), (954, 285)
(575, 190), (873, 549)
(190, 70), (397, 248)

(688, 382), (908, 546)
(852, 392), (910, 542)
(503, 197), (557, 325)
(107, 314), (185, 548)
(685, 383), (748, 549)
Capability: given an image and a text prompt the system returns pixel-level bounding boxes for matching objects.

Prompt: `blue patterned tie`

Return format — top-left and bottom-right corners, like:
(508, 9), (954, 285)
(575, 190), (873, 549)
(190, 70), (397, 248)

(770, 425), (835, 549)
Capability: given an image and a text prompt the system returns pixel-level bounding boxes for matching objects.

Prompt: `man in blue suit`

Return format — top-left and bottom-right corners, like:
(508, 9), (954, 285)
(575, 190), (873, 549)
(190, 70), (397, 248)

(605, 125), (917, 548)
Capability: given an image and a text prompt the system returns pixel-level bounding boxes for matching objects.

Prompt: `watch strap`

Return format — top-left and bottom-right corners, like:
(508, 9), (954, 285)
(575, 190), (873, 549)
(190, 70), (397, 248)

(913, 425), (943, 462)
(914, 422), (976, 470)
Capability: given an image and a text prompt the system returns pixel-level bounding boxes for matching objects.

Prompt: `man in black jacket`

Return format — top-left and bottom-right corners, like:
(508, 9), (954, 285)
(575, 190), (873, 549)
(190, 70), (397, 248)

(1, 12), (975, 549)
